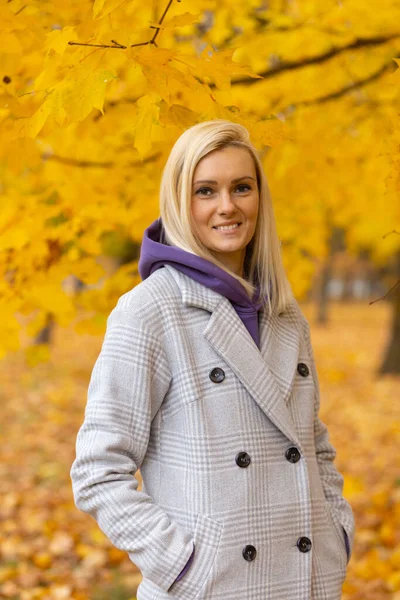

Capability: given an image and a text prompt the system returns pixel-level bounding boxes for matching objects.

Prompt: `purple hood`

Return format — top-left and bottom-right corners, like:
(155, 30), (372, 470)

(138, 217), (265, 348)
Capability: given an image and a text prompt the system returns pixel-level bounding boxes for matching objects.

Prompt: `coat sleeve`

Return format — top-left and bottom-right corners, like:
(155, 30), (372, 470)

(302, 318), (356, 562)
(69, 303), (195, 592)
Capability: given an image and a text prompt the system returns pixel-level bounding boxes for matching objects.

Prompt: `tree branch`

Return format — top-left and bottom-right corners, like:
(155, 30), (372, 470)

(227, 32), (400, 87)
(43, 151), (162, 168)
(294, 61), (395, 107)
(94, 56), (396, 120)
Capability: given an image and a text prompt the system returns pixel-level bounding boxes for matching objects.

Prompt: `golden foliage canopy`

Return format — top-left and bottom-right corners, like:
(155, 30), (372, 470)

(1, 0), (400, 360)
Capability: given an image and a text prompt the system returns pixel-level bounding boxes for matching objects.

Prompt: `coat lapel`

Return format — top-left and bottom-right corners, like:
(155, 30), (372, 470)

(165, 266), (303, 449)
(203, 300), (302, 449)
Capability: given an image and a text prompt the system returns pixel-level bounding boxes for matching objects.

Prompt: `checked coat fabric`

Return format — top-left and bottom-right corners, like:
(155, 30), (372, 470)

(70, 264), (355, 600)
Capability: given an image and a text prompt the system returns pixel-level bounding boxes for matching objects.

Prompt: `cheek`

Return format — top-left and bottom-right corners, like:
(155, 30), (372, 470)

(190, 206), (211, 242)
(191, 203), (210, 227)
(250, 198), (259, 220)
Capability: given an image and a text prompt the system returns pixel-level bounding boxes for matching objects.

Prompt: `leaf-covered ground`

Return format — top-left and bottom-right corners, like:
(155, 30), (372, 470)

(0, 301), (399, 599)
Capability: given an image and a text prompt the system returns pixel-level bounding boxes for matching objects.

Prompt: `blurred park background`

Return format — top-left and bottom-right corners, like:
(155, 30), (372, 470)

(1, 0), (400, 598)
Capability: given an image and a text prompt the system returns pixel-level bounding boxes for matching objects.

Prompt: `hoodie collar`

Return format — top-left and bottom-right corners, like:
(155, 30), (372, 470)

(138, 217), (266, 311)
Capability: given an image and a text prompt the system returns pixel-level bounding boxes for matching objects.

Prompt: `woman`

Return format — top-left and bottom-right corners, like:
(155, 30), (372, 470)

(70, 119), (355, 600)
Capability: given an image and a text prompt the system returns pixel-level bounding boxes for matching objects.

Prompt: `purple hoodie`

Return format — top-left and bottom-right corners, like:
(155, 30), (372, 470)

(138, 217), (266, 349)
(137, 217), (351, 580)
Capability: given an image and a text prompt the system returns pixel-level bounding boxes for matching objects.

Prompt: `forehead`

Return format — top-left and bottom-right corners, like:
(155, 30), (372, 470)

(193, 147), (255, 178)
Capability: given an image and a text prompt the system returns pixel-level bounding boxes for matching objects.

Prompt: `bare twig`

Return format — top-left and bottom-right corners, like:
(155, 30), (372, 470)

(369, 280), (400, 305)
(383, 229), (400, 238)
(68, 0), (176, 50)
(369, 230), (400, 304)
(68, 40), (128, 49)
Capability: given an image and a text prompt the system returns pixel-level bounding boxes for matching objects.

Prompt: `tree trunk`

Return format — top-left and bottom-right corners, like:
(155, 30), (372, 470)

(379, 250), (400, 375)
(315, 226), (345, 324)
(34, 313), (55, 345)
(315, 260), (332, 325)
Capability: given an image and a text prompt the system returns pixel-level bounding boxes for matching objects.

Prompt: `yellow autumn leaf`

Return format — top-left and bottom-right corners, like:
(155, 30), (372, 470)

(58, 65), (117, 121)
(2, 32), (22, 55)
(93, 0), (129, 19)
(108, 546), (126, 564)
(148, 12), (202, 33)
(372, 489), (390, 509)
(44, 26), (78, 55)
(74, 315), (108, 336)
(70, 257), (106, 285)
(75, 543), (93, 559)
(18, 66), (116, 137)
(379, 522), (396, 547)
(28, 282), (75, 324)
(343, 474), (364, 499)
(162, 103), (199, 130)
(16, 92), (56, 139)
(134, 94), (160, 159)
(390, 547), (400, 568)
(388, 572), (400, 592)
(32, 552), (52, 569)
(0, 566), (18, 584)
(0, 307), (22, 358)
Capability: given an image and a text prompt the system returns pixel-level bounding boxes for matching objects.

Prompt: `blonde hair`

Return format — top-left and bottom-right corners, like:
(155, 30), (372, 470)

(159, 119), (295, 316)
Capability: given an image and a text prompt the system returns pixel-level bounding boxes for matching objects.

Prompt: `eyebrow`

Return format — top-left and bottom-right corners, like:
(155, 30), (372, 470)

(192, 176), (256, 186)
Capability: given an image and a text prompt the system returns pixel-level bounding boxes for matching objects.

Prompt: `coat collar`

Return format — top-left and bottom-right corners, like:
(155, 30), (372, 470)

(164, 265), (303, 449)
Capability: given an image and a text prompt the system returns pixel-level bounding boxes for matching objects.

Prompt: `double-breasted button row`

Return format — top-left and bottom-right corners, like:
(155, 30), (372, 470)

(210, 364), (309, 382)
(242, 538), (312, 562)
(236, 448), (300, 467)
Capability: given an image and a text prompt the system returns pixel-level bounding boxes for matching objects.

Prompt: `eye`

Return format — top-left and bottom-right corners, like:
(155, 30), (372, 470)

(236, 184), (251, 192)
(195, 187), (213, 196)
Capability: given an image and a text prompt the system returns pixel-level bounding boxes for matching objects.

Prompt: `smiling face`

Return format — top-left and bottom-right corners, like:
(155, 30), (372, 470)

(190, 146), (259, 277)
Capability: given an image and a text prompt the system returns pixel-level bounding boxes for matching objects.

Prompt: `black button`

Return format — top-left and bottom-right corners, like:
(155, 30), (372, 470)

(209, 367), (225, 383)
(285, 447), (301, 463)
(235, 452), (251, 468)
(297, 363), (309, 377)
(297, 537), (312, 553)
(242, 545), (257, 561)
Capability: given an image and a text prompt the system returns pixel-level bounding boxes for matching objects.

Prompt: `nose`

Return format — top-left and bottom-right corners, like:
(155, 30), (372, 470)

(217, 189), (237, 214)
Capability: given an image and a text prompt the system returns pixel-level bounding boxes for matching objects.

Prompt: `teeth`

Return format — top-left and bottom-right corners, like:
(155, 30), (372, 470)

(215, 223), (240, 231)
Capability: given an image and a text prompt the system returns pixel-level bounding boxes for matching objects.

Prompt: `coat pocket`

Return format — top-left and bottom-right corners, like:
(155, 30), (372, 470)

(167, 513), (223, 600)
(324, 501), (348, 569)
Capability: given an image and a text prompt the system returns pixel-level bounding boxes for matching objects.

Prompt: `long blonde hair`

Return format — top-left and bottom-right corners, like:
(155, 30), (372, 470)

(159, 119), (295, 316)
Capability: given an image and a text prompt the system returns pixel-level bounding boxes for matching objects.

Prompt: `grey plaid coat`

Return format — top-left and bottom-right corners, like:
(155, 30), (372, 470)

(70, 264), (355, 600)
